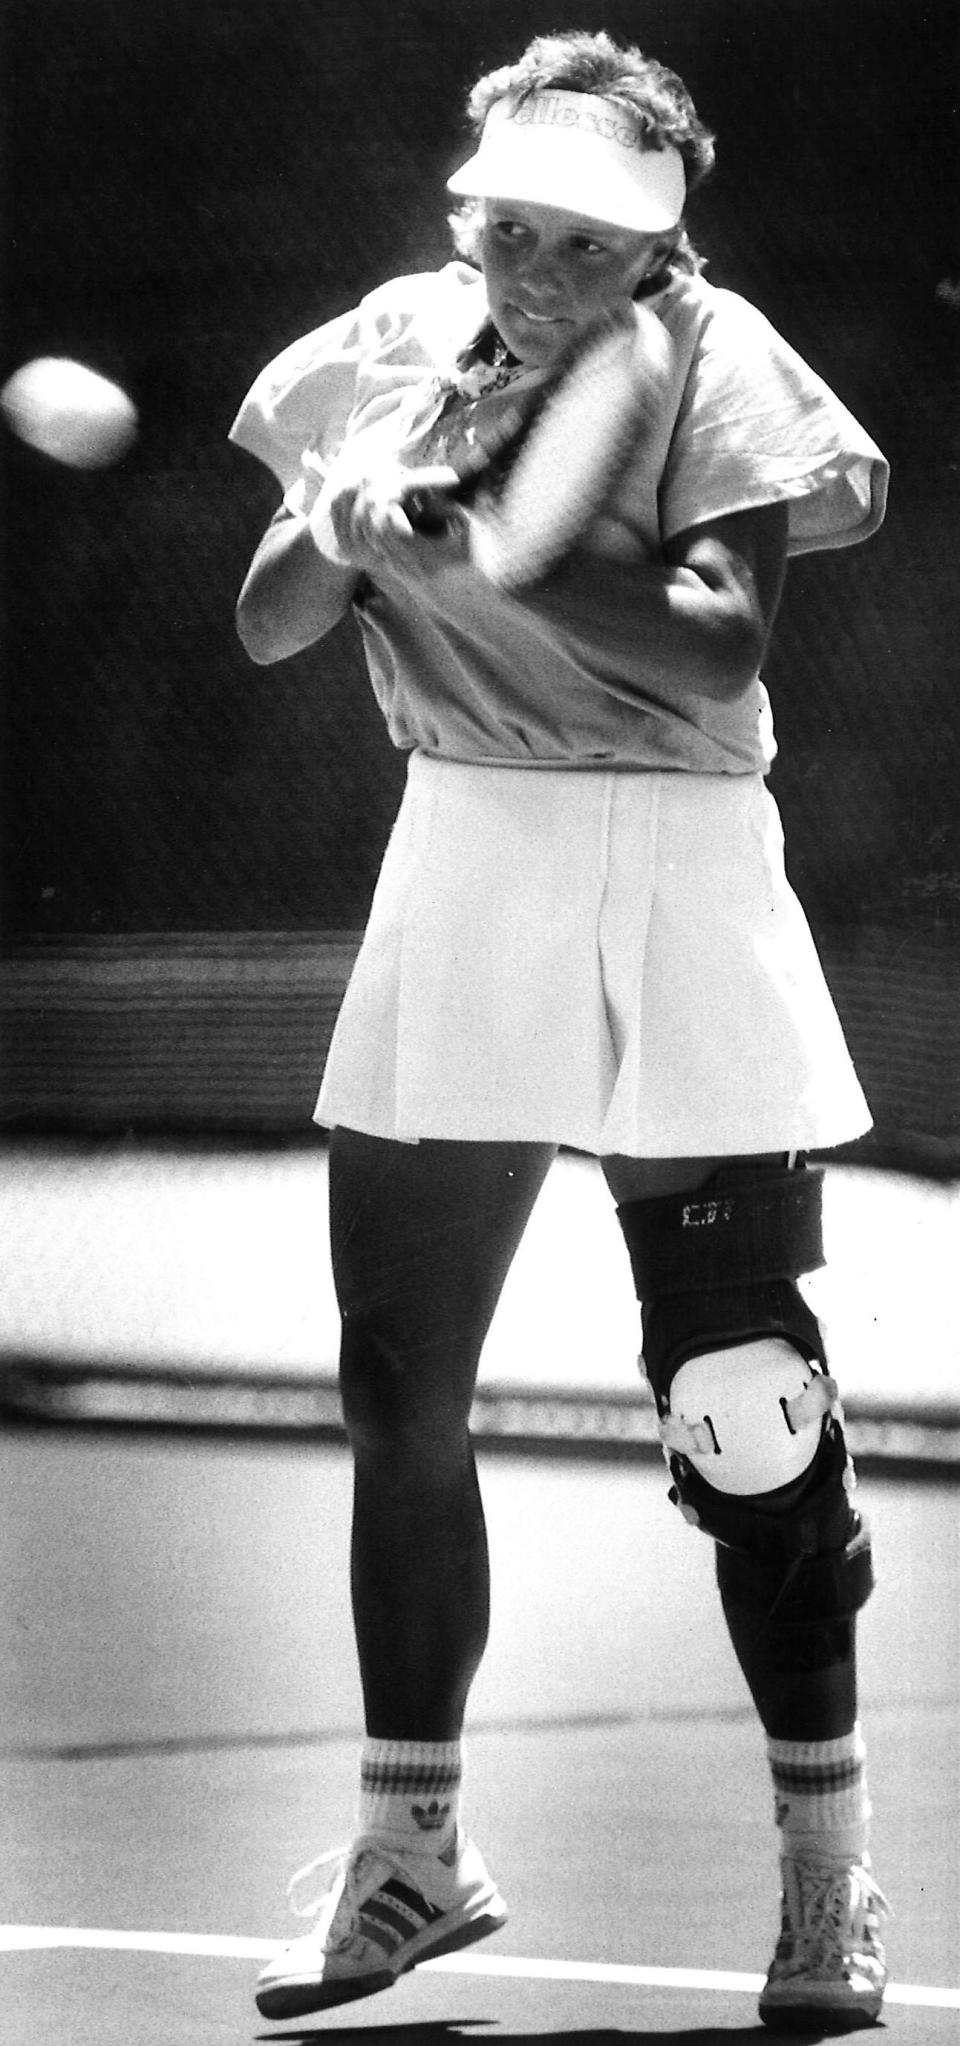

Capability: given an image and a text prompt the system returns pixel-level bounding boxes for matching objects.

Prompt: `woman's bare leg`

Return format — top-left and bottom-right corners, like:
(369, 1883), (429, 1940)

(329, 1128), (556, 1739)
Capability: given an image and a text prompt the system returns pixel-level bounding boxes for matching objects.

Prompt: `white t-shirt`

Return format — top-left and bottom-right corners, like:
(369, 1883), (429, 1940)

(230, 263), (888, 774)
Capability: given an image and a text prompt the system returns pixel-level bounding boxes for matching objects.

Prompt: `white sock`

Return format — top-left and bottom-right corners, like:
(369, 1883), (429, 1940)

(357, 1738), (463, 1854)
(767, 1723), (872, 1863)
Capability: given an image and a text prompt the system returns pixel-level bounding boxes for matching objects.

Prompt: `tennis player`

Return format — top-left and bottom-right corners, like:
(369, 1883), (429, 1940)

(232, 30), (890, 2032)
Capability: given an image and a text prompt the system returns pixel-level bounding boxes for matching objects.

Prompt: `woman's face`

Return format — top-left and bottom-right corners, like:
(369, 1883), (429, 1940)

(479, 199), (666, 365)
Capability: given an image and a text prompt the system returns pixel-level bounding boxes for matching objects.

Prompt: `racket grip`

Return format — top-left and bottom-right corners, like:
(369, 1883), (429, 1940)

(403, 486), (459, 534)
(403, 393), (530, 532)
(403, 445), (492, 533)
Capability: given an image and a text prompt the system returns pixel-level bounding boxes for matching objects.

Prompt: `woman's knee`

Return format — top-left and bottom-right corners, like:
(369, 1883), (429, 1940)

(329, 1128), (554, 1447)
(338, 1299), (477, 1451)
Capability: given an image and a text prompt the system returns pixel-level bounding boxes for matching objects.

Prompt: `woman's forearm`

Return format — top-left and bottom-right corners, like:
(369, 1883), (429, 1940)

(236, 511), (360, 665)
(516, 501), (789, 707)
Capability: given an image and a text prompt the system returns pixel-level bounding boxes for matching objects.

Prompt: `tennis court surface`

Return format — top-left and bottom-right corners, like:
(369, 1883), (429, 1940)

(1, 1143), (958, 2040)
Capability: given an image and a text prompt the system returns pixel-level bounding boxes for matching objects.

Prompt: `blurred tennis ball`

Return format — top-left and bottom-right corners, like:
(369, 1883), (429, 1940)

(1, 356), (138, 468)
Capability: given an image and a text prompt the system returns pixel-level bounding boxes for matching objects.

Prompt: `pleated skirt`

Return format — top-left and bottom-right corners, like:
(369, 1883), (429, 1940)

(315, 752), (870, 1156)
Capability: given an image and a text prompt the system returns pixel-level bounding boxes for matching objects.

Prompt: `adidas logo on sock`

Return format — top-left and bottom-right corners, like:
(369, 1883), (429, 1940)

(411, 1798), (451, 1833)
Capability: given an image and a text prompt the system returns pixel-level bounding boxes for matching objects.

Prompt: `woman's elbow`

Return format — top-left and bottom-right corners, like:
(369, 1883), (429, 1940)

(235, 574), (320, 665)
(235, 594), (286, 666)
(698, 599), (775, 702)
(235, 536), (357, 664)
(716, 620), (769, 699)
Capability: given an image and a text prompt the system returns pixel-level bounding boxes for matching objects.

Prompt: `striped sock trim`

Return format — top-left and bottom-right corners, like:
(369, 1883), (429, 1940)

(358, 1739), (463, 1848)
(769, 1752), (865, 1797)
(361, 1739), (463, 1797)
(767, 1725), (871, 1857)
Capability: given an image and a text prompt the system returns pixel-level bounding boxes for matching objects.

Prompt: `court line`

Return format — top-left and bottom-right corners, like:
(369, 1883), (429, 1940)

(1, 1925), (957, 2010)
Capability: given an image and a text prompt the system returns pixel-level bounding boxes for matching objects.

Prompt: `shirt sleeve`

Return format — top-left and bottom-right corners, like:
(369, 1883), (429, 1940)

(659, 287), (889, 555)
(228, 308), (366, 496)
(228, 264), (483, 523)
(227, 272), (449, 508)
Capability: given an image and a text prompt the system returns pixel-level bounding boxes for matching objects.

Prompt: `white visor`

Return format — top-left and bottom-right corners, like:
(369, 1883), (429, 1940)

(447, 90), (686, 234)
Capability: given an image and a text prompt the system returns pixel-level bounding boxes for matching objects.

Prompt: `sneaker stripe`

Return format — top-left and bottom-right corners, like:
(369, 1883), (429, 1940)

(362, 1898), (427, 1943)
(380, 1877), (445, 1924)
(357, 1878), (446, 1953)
(354, 1912), (403, 1959)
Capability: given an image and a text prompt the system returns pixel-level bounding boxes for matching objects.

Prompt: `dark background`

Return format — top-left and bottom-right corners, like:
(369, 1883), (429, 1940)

(1, 0), (958, 1156)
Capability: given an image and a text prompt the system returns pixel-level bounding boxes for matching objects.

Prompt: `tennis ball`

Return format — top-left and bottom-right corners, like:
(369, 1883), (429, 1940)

(1, 356), (138, 468)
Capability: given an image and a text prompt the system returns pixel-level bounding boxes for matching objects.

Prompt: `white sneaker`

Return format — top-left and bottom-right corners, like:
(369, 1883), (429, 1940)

(759, 1852), (889, 2032)
(255, 1830), (508, 2019)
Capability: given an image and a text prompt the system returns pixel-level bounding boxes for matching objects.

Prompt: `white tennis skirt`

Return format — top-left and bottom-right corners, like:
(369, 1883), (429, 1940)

(314, 752), (871, 1155)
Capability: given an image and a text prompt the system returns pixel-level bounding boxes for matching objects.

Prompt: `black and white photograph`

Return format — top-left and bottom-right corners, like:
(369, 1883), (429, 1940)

(1, 2), (958, 2038)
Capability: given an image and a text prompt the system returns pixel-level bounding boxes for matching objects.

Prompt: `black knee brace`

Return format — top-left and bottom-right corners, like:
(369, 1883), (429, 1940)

(616, 1162), (874, 1628)
(619, 1161), (829, 1389)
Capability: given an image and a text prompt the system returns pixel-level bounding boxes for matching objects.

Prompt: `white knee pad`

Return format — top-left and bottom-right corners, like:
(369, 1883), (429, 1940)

(659, 1339), (838, 1497)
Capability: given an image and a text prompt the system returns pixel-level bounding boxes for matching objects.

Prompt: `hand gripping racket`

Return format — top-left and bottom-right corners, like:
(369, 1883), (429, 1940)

(405, 301), (673, 589)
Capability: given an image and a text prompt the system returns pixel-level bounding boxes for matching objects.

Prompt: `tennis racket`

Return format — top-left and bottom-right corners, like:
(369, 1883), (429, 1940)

(404, 301), (672, 589)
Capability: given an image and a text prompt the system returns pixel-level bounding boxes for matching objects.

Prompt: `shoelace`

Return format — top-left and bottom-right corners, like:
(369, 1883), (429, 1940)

(781, 1858), (890, 1971)
(286, 1839), (420, 1924)
(286, 1844), (349, 1921)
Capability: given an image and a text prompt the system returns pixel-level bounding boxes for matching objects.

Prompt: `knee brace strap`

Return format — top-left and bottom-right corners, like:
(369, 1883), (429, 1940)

(619, 1162), (825, 1298)
(672, 1413), (872, 1608)
(616, 1163), (828, 1409)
